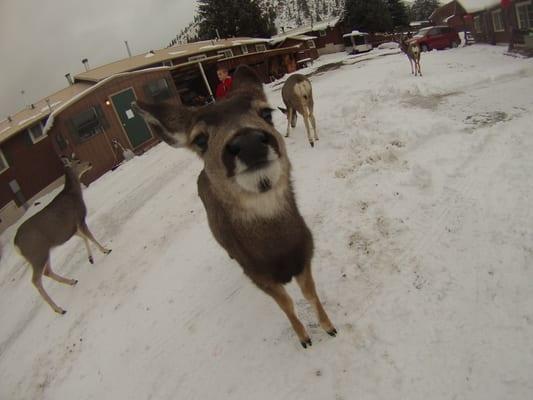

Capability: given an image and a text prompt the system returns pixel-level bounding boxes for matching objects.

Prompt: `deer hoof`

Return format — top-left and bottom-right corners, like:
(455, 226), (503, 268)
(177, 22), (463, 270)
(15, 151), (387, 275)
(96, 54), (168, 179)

(105, 249), (112, 255)
(71, 279), (78, 286)
(88, 256), (94, 264)
(310, 142), (315, 148)
(57, 308), (67, 315)
(300, 338), (312, 349)
(327, 328), (338, 337)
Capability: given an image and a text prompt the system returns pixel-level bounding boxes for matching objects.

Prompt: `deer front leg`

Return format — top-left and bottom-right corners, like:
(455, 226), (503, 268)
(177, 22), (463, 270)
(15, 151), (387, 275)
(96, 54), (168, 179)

(78, 233), (94, 264)
(43, 260), (78, 286)
(78, 223), (112, 256)
(409, 58), (414, 75)
(295, 264), (337, 337)
(258, 281), (312, 348)
(417, 59), (422, 77)
(309, 111), (318, 142)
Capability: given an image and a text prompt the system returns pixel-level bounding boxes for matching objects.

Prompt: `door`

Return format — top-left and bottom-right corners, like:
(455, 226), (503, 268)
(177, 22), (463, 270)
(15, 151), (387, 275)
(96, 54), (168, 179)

(111, 88), (152, 148)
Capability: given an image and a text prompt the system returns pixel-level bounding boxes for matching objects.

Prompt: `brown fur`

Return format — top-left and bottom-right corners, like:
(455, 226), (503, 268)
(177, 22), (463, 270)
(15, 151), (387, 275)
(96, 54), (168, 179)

(132, 65), (336, 347)
(399, 37), (422, 77)
(14, 157), (111, 314)
(279, 74), (318, 147)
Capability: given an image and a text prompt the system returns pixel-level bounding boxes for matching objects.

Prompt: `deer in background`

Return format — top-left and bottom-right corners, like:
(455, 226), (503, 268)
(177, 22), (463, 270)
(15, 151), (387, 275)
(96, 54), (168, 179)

(132, 65), (336, 348)
(278, 74), (319, 147)
(399, 35), (422, 77)
(14, 155), (112, 314)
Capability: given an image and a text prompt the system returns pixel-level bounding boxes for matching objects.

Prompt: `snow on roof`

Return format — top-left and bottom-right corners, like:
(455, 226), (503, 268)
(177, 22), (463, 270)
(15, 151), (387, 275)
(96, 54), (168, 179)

(343, 30), (369, 37)
(272, 16), (342, 43)
(458, 0), (500, 13)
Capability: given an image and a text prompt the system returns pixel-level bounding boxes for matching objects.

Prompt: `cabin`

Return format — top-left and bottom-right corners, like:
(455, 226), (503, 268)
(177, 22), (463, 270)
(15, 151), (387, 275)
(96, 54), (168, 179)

(458, 0), (532, 47)
(429, 1), (469, 31)
(0, 36), (306, 231)
(270, 35), (320, 74)
(273, 16), (346, 55)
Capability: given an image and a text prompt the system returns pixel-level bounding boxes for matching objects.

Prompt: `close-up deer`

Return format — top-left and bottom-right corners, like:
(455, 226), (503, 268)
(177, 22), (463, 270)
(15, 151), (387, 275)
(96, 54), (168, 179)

(278, 74), (319, 147)
(132, 65), (336, 348)
(14, 156), (112, 315)
(399, 36), (422, 77)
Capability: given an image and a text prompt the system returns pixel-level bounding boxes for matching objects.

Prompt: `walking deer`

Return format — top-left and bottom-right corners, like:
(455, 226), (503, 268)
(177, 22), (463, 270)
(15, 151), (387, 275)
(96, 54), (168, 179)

(278, 74), (318, 147)
(14, 156), (111, 314)
(399, 36), (422, 77)
(132, 65), (336, 348)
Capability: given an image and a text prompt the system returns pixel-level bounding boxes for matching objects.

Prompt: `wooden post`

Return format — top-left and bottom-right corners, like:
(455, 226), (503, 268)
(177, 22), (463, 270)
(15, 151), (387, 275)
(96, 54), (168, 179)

(197, 62), (214, 102)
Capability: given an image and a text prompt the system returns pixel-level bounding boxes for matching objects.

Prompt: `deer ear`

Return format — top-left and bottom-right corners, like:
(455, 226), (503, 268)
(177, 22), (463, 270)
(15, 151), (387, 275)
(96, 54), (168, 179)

(131, 101), (194, 148)
(60, 156), (72, 167)
(231, 65), (264, 95)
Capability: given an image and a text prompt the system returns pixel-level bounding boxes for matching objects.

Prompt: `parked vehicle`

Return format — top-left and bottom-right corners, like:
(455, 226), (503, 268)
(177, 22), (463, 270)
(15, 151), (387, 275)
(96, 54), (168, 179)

(411, 26), (461, 51)
(343, 31), (373, 54)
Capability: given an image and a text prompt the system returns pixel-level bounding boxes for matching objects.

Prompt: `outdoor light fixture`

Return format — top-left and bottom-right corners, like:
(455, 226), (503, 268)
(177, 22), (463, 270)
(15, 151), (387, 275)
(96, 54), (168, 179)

(105, 100), (111, 106)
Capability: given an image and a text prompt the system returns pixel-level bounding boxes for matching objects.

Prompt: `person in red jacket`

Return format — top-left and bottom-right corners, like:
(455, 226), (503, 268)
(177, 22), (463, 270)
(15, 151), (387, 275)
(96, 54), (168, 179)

(215, 67), (233, 100)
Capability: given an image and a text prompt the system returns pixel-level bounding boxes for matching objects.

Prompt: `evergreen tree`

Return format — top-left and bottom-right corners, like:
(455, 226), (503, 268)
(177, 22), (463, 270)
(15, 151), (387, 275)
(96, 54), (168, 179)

(344, 0), (393, 33)
(197, 0), (277, 39)
(387, 0), (409, 29)
(409, 0), (440, 22)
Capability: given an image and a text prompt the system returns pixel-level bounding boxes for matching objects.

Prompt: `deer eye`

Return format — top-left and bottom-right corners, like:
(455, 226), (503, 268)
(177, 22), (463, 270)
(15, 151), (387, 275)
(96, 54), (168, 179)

(192, 133), (208, 153)
(259, 108), (274, 125)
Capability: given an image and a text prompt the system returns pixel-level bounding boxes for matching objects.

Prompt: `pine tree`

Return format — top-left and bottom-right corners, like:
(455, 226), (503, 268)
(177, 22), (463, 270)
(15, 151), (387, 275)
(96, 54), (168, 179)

(344, 0), (393, 33)
(197, 0), (277, 40)
(409, 0), (440, 22)
(387, 0), (409, 29)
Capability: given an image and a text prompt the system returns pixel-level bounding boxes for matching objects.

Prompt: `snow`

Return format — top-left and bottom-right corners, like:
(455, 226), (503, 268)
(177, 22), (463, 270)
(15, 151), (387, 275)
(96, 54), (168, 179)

(40, 101), (62, 113)
(17, 112), (43, 126)
(378, 42), (400, 49)
(459, 0), (501, 13)
(0, 126), (10, 135)
(168, 50), (186, 56)
(2, 45), (533, 400)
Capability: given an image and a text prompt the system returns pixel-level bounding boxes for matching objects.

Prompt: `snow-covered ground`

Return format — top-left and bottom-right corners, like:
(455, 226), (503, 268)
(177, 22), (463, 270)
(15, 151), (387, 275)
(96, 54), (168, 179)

(1, 45), (533, 400)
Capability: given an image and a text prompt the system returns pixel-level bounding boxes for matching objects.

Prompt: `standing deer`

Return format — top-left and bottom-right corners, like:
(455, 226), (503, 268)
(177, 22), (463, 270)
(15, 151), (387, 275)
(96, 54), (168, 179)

(278, 74), (318, 147)
(14, 156), (111, 314)
(399, 36), (422, 77)
(132, 65), (336, 348)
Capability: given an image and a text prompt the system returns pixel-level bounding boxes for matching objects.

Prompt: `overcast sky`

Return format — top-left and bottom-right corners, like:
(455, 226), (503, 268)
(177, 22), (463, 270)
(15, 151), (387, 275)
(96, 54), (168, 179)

(0, 0), (198, 118)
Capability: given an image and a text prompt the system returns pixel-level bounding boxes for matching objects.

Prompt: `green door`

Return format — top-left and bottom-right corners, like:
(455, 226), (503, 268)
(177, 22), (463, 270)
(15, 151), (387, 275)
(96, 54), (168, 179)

(111, 88), (152, 148)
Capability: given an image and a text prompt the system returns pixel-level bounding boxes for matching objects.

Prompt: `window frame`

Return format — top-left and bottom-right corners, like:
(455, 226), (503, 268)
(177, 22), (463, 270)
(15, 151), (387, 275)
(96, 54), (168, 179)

(318, 29), (327, 37)
(307, 40), (316, 48)
(70, 106), (105, 142)
(492, 9), (505, 32)
(474, 16), (483, 33)
(255, 43), (267, 52)
(27, 121), (47, 144)
(188, 54), (207, 62)
(0, 149), (8, 174)
(241, 45), (249, 54)
(516, 1), (533, 30)
(145, 78), (172, 103)
(217, 49), (234, 59)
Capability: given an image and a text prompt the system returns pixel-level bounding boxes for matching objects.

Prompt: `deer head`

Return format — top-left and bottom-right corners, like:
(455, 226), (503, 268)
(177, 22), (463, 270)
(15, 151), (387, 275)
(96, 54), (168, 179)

(132, 66), (290, 197)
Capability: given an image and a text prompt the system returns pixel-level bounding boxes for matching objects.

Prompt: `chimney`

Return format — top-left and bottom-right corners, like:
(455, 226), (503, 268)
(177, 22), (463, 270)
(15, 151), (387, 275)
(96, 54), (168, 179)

(30, 103), (35, 110)
(81, 58), (90, 71)
(65, 73), (74, 85)
(124, 40), (132, 57)
(45, 98), (52, 112)
(7, 116), (12, 123)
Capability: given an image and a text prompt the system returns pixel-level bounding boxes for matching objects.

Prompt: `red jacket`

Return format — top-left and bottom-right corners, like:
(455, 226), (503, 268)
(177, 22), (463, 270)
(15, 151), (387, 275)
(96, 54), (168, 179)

(216, 77), (233, 99)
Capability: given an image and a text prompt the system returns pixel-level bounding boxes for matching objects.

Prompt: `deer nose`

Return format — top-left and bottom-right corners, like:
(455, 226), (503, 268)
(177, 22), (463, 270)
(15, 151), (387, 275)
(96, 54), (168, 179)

(227, 129), (269, 167)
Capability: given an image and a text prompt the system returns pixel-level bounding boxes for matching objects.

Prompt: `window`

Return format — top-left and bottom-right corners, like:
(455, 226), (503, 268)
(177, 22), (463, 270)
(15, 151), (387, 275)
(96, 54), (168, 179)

(70, 106), (106, 142)
(474, 16), (482, 33)
(492, 10), (505, 32)
(241, 45), (249, 54)
(0, 149), (8, 174)
(516, 1), (533, 30)
(307, 40), (316, 48)
(145, 78), (172, 103)
(162, 60), (173, 67)
(217, 49), (234, 59)
(255, 43), (267, 52)
(318, 30), (327, 37)
(27, 121), (46, 144)
(188, 54), (207, 62)
(56, 133), (68, 151)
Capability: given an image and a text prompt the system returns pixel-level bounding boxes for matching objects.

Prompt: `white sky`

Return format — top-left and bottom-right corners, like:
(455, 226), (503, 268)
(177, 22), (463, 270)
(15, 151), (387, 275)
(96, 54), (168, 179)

(0, 0), (198, 117)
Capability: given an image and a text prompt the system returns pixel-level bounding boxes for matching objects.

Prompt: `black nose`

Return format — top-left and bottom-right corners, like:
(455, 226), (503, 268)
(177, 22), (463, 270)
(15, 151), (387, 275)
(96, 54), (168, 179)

(227, 129), (269, 167)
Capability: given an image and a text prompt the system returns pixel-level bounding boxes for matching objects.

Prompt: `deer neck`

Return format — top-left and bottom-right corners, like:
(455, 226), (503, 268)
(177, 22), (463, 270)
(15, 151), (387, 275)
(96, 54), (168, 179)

(63, 168), (82, 196)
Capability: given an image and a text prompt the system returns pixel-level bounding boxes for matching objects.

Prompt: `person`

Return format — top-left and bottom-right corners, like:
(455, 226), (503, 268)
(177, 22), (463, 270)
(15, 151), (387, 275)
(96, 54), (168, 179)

(215, 67), (233, 100)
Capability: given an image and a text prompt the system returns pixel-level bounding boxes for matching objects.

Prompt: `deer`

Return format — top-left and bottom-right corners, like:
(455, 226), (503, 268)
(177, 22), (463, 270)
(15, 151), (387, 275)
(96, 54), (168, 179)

(132, 65), (336, 348)
(278, 74), (318, 147)
(14, 155), (112, 315)
(399, 35), (422, 77)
